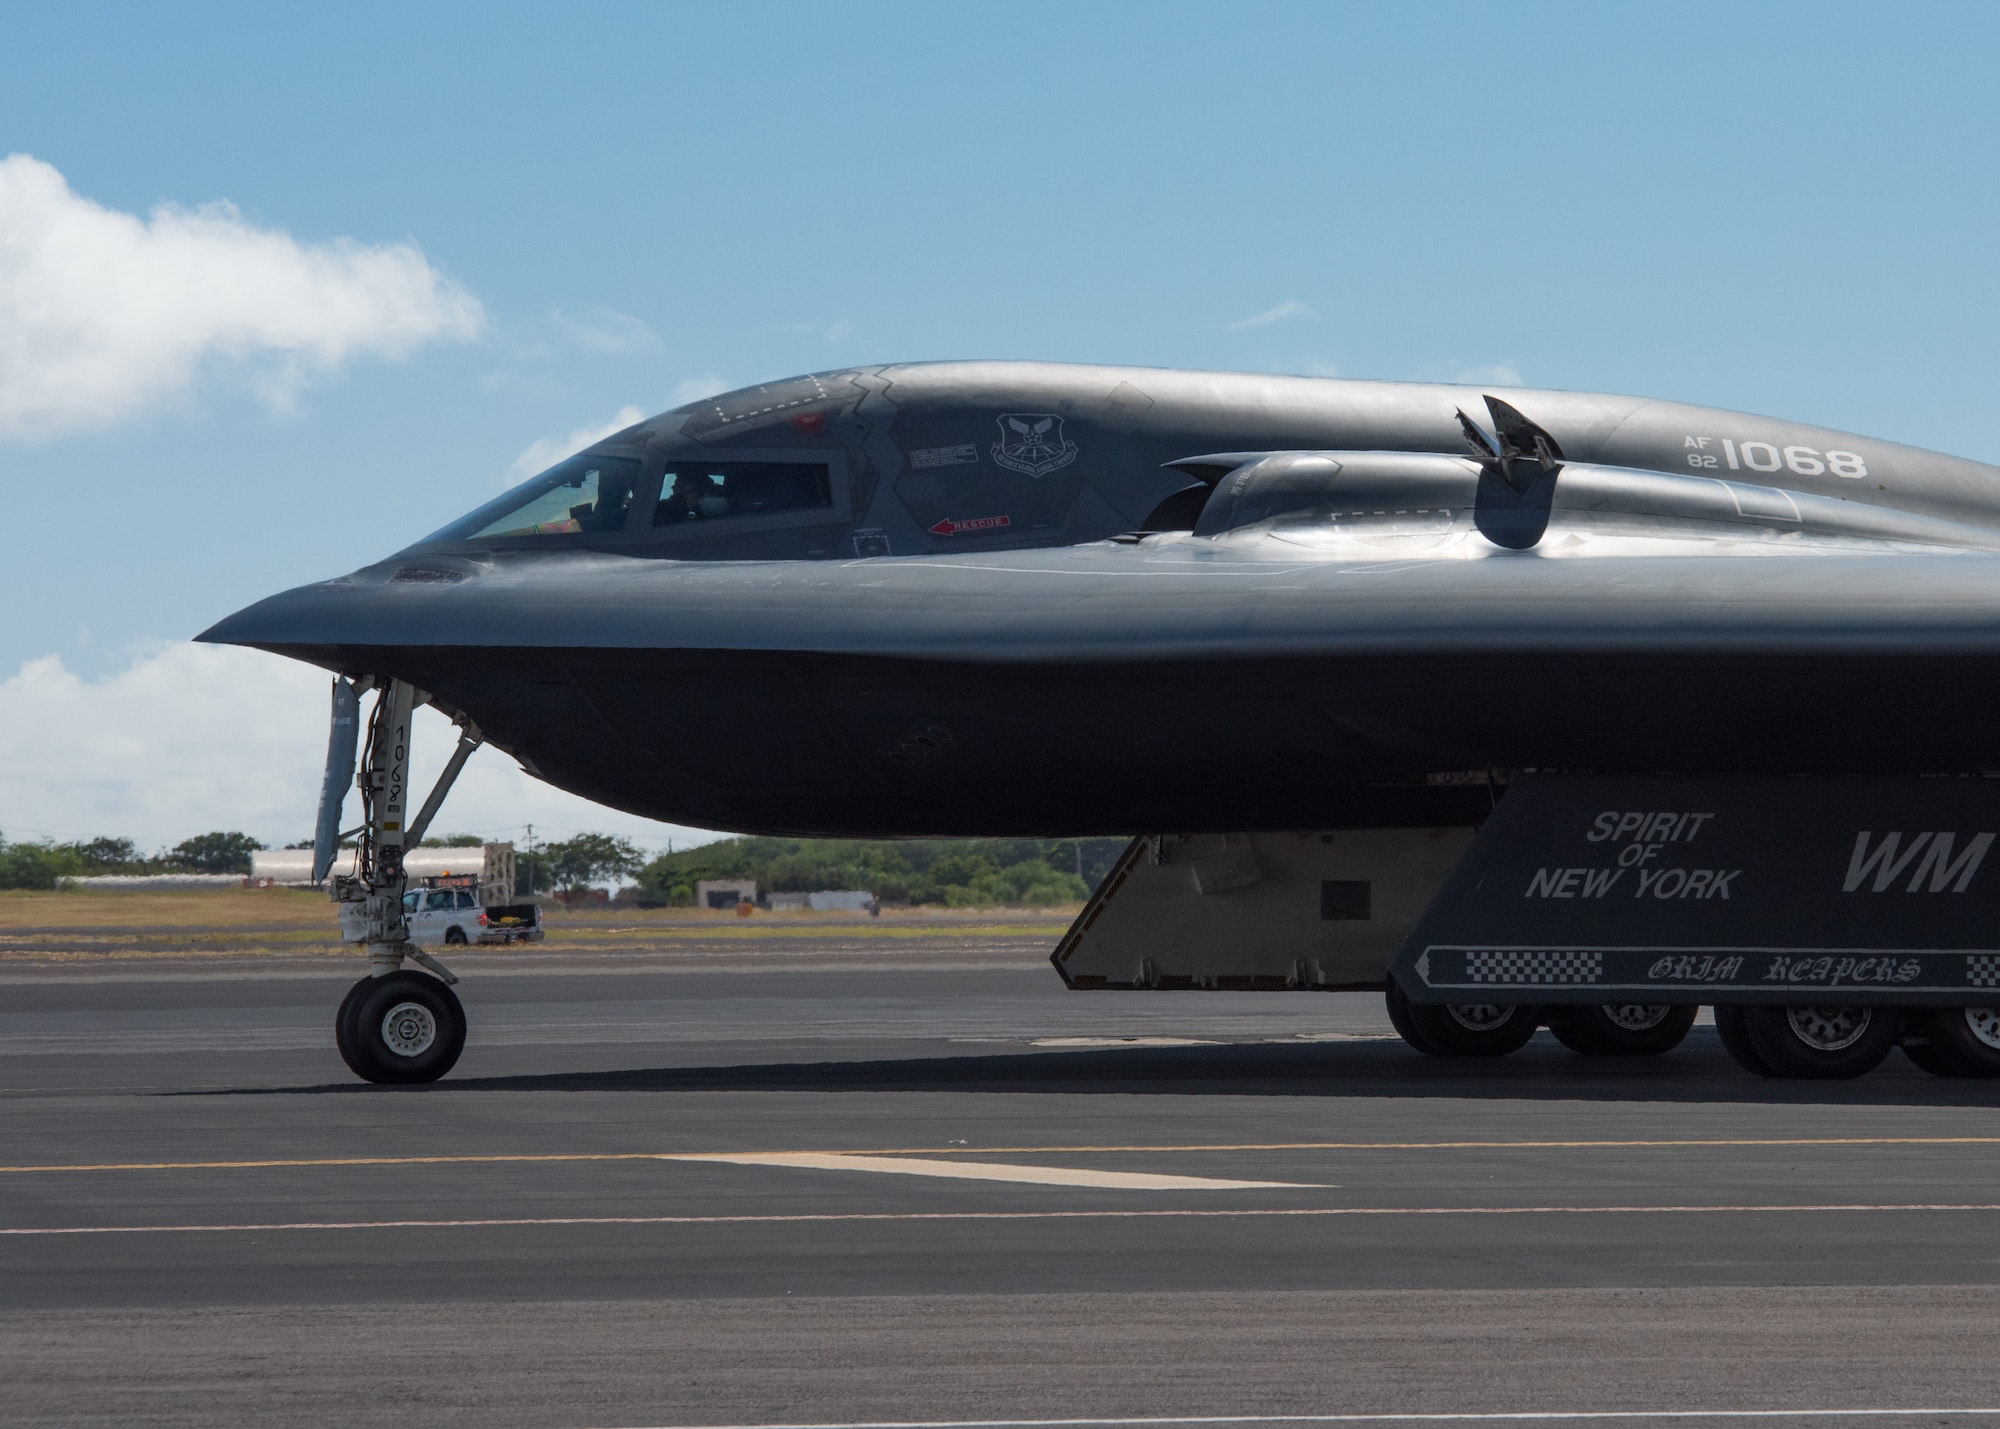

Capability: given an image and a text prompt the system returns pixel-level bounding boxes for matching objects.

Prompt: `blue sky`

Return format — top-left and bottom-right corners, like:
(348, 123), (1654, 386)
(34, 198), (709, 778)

(4, 1), (1999, 848)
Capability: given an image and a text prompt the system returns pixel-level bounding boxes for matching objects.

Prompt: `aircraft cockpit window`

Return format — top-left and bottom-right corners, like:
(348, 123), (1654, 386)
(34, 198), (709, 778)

(653, 462), (832, 526)
(467, 454), (644, 539)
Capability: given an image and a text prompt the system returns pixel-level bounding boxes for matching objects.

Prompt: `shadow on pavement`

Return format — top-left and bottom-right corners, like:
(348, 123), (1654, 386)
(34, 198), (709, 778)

(193, 1028), (2000, 1106)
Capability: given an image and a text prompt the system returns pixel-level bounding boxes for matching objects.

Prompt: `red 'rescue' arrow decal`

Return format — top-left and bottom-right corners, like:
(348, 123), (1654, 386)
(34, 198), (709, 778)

(928, 515), (1012, 536)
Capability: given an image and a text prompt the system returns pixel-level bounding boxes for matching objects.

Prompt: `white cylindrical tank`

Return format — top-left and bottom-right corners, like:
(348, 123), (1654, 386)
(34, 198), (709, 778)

(249, 848), (317, 885)
(250, 843), (513, 896)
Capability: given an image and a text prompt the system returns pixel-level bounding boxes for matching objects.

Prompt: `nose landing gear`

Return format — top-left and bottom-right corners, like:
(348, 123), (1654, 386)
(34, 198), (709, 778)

(335, 969), (469, 1084)
(318, 675), (484, 1085)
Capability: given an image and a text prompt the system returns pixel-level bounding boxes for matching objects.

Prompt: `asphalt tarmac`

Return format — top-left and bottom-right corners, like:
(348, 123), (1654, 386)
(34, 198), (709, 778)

(5, 927), (2000, 1428)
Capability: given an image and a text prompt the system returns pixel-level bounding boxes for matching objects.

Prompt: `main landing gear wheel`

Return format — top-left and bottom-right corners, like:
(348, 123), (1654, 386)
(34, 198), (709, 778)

(1383, 980), (1436, 1053)
(1387, 983), (1541, 1057)
(1905, 1007), (2000, 1077)
(335, 970), (467, 1085)
(1737, 1004), (1897, 1080)
(1713, 1004), (1778, 1077)
(1548, 1004), (1698, 1057)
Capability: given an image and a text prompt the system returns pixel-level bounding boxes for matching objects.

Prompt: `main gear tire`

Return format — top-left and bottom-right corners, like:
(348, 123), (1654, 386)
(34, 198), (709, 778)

(1741, 1004), (1896, 1080)
(1549, 1004), (1698, 1057)
(1713, 1004), (1779, 1077)
(1402, 999), (1541, 1057)
(338, 970), (467, 1085)
(1384, 980), (1437, 1055)
(1908, 1007), (2000, 1077)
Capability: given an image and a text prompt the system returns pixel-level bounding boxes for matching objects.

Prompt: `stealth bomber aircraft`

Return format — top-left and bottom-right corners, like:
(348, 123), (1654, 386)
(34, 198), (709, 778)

(203, 361), (2000, 1085)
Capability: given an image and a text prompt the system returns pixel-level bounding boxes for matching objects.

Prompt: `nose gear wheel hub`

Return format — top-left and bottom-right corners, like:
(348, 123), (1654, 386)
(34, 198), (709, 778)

(381, 1002), (438, 1057)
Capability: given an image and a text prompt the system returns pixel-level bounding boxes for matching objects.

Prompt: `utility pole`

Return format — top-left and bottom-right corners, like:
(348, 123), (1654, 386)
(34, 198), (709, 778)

(524, 823), (535, 897)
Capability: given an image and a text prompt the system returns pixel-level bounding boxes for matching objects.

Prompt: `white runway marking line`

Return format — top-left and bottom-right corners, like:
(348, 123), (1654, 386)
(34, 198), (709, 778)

(590, 1410), (2000, 1427)
(11, 1204), (2000, 1235)
(9, 1137), (2000, 1176)
(662, 1152), (1319, 1190)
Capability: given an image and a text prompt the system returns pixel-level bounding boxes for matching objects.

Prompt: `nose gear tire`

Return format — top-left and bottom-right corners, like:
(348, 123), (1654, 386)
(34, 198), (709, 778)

(1907, 1007), (2000, 1077)
(333, 977), (369, 1071)
(1402, 998), (1541, 1057)
(335, 970), (467, 1084)
(1549, 1004), (1698, 1057)
(1741, 1004), (1896, 1079)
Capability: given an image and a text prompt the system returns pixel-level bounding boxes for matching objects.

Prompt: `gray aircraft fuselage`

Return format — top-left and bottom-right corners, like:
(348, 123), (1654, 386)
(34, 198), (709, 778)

(202, 361), (2000, 836)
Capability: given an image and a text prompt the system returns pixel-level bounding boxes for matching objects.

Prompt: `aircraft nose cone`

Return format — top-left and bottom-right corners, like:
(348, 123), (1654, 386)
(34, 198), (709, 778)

(197, 563), (466, 653)
(197, 578), (351, 650)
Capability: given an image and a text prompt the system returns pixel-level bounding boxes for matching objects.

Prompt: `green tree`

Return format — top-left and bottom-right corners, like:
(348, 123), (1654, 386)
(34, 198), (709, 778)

(634, 835), (1118, 908)
(539, 833), (643, 892)
(422, 834), (486, 848)
(0, 838), (83, 890)
(165, 831), (263, 875)
(61, 837), (142, 870)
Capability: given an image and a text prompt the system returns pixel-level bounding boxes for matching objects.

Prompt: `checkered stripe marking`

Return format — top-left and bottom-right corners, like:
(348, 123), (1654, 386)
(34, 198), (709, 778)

(1968, 955), (2000, 988)
(1465, 950), (1604, 985)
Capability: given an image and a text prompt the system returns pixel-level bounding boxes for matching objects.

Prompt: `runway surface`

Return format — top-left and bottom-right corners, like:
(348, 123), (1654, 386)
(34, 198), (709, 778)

(4, 910), (2000, 1427)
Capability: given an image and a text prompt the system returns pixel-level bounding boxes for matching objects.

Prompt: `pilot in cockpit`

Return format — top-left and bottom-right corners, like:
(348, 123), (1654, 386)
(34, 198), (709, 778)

(573, 467), (637, 532)
(656, 471), (728, 524)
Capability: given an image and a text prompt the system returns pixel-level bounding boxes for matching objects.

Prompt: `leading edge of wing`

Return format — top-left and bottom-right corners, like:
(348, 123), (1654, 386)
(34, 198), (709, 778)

(197, 539), (2000, 663)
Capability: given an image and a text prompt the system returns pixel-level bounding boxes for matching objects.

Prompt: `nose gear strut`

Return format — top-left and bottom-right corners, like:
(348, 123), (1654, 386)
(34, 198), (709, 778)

(322, 675), (482, 1082)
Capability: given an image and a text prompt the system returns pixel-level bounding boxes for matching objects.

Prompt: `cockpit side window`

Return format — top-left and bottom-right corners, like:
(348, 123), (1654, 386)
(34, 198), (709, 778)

(652, 462), (832, 526)
(467, 454), (644, 539)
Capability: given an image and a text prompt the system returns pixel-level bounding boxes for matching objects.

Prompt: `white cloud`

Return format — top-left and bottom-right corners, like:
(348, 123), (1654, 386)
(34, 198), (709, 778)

(0, 154), (484, 441)
(0, 643), (724, 854)
(787, 320), (853, 344)
(504, 405), (647, 483)
(1229, 299), (1313, 330)
(547, 308), (658, 356)
(669, 373), (728, 407)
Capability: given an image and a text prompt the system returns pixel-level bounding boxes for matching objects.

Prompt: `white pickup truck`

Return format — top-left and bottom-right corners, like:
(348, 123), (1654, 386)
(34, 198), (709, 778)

(339, 882), (544, 946)
(400, 886), (486, 946)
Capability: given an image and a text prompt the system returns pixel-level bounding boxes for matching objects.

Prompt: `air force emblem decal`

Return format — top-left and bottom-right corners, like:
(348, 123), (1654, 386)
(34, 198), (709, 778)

(991, 413), (1079, 478)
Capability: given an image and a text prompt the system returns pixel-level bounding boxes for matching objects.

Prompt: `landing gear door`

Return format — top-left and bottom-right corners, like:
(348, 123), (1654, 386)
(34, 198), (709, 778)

(1393, 775), (2000, 1007)
(1053, 829), (1475, 991)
